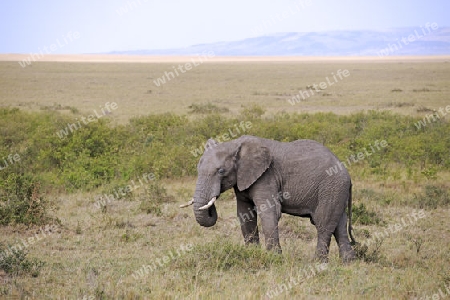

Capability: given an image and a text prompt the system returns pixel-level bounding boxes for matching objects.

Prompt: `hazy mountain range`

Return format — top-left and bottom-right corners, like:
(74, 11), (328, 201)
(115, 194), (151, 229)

(111, 27), (450, 56)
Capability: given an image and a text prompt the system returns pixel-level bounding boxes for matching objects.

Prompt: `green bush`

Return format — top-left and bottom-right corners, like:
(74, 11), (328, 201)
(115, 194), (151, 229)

(0, 106), (448, 230)
(0, 174), (57, 226)
(352, 203), (383, 226)
(0, 243), (45, 277)
(239, 103), (266, 120)
(0, 107), (449, 196)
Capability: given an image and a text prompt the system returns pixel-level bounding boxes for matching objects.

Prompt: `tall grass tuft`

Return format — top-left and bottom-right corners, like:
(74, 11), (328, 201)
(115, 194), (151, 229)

(177, 239), (283, 272)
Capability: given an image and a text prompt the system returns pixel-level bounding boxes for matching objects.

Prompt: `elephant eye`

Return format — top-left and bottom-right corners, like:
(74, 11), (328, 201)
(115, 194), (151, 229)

(218, 168), (225, 175)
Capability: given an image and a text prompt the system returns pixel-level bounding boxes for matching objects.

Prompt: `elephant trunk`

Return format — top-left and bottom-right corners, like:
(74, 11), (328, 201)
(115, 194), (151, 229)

(192, 176), (219, 227)
(193, 199), (218, 227)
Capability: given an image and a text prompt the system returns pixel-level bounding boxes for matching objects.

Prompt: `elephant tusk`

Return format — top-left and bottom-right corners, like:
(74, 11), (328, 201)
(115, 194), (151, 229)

(198, 197), (216, 210)
(179, 198), (194, 208)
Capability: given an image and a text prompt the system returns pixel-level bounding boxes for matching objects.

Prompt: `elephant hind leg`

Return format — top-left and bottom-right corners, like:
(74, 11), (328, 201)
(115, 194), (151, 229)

(315, 228), (333, 263)
(333, 211), (356, 263)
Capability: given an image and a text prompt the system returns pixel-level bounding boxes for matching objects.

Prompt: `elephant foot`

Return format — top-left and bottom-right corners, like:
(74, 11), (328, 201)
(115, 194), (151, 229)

(266, 244), (282, 254)
(244, 233), (260, 246)
(340, 248), (356, 263)
(314, 251), (329, 263)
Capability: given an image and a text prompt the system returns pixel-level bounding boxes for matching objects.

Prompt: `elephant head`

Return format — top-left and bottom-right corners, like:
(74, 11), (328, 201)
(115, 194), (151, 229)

(180, 137), (272, 227)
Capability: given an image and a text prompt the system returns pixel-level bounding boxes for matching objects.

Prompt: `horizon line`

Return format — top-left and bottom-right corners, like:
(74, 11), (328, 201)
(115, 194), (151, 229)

(1, 54), (450, 63)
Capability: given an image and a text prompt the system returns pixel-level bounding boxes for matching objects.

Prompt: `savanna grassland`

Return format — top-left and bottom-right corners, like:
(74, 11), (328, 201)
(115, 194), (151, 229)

(0, 57), (449, 299)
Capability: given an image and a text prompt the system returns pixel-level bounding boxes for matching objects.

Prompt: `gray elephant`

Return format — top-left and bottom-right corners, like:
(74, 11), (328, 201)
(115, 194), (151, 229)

(180, 135), (356, 262)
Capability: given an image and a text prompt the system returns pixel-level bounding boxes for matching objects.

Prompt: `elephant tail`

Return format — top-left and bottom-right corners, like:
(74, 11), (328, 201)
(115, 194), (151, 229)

(348, 182), (357, 245)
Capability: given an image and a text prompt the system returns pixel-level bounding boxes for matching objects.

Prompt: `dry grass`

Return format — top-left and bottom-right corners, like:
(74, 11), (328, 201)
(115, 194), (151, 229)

(2, 178), (449, 299)
(0, 58), (450, 299)
(1, 58), (449, 124)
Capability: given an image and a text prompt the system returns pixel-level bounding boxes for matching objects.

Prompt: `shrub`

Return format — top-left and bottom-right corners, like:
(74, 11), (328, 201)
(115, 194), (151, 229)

(0, 108), (449, 196)
(239, 104), (266, 120)
(352, 203), (383, 226)
(412, 184), (450, 209)
(413, 88), (432, 92)
(188, 102), (229, 114)
(416, 106), (434, 113)
(354, 239), (385, 263)
(0, 243), (45, 277)
(139, 182), (175, 216)
(0, 174), (58, 226)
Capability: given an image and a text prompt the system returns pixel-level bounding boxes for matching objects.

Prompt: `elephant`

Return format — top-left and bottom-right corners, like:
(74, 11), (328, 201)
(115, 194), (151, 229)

(180, 135), (356, 262)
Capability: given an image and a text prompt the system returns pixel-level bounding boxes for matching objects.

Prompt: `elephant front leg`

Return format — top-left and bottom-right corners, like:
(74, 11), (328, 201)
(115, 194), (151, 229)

(237, 200), (260, 245)
(257, 206), (282, 254)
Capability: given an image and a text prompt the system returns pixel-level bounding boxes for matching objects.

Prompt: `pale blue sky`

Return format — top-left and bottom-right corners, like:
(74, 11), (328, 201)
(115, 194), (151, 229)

(1, 0), (448, 54)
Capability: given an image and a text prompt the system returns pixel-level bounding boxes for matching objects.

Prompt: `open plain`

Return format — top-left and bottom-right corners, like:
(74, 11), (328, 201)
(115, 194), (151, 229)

(0, 56), (449, 299)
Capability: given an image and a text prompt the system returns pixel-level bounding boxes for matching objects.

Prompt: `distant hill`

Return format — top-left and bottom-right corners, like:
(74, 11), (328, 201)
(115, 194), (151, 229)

(110, 27), (450, 57)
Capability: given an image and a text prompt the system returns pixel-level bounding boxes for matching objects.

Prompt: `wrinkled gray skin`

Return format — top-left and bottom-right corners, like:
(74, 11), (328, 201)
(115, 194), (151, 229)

(191, 135), (356, 262)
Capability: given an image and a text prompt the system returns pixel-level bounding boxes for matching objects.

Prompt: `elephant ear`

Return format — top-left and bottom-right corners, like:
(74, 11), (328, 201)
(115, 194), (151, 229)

(235, 141), (272, 191)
